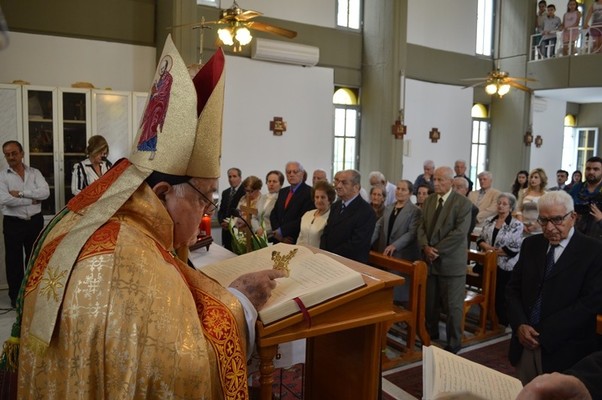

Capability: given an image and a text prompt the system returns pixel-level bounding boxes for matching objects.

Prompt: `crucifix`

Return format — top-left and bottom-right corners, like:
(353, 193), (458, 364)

(269, 117), (287, 136)
(239, 195), (258, 253)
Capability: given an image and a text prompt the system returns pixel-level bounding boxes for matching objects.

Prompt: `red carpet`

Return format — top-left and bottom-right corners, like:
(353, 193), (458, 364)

(383, 338), (515, 399)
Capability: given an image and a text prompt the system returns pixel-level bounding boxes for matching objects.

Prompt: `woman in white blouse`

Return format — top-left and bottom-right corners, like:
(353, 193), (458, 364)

(71, 135), (112, 196)
(251, 170), (283, 240)
(296, 180), (335, 248)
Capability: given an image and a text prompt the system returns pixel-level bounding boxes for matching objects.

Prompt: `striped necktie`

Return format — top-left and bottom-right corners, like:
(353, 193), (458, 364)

(529, 244), (559, 325)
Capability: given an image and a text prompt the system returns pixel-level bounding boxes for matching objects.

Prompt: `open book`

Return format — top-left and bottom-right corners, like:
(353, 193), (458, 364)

(423, 345), (522, 400)
(199, 243), (365, 325)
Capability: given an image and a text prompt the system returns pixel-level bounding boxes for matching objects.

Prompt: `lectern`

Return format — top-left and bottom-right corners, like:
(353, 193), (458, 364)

(255, 250), (403, 400)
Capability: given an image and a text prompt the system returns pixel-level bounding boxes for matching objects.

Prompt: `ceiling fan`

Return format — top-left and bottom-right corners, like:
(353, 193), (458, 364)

(462, 67), (536, 98)
(172, 1), (297, 54)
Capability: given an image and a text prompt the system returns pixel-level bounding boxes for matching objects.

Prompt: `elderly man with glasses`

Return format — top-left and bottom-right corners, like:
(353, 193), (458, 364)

(506, 190), (602, 385)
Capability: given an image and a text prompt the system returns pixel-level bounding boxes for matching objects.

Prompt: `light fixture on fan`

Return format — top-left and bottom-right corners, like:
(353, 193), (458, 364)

(485, 80), (511, 97)
(217, 24), (252, 52)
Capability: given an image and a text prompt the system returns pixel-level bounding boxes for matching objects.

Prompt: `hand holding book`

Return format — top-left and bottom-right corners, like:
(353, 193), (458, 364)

(229, 269), (286, 310)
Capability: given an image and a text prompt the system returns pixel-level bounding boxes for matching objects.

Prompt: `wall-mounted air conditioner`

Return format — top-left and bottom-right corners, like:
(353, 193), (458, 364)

(251, 38), (319, 67)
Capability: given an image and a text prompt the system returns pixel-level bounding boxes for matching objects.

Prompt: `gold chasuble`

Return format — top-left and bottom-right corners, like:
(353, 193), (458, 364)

(18, 176), (249, 399)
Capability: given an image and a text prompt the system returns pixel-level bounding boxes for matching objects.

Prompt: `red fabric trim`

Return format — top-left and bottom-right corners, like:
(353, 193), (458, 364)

(192, 48), (225, 117)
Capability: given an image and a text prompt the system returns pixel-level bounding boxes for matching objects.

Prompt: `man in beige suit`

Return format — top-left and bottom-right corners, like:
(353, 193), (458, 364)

(468, 171), (500, 227)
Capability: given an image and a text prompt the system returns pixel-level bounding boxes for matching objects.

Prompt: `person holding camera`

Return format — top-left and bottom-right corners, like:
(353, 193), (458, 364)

(569, 156), (602, 241)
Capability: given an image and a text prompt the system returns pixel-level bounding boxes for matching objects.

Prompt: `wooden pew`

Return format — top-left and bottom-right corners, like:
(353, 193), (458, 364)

(368, 251), (430, 369)
(463, 249), (502, 343)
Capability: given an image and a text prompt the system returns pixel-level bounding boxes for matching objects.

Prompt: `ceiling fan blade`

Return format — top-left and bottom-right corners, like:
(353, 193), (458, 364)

(463, 81), (486, 89)
(461, 77), (491, 81)
(507, 80), (533, 93)
(506, 76), (537, 82)
(236, 10), (262, 21)
(247, 21), (297, 39)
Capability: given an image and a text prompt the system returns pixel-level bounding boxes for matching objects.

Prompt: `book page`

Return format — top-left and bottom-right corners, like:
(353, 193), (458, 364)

(198, 244), (365, 324)
(198, 243), (314, 286)
(424, 346), (522, 400)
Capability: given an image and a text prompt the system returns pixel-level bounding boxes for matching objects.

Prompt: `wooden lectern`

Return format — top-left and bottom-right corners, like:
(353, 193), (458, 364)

(254, 249), (404, 400)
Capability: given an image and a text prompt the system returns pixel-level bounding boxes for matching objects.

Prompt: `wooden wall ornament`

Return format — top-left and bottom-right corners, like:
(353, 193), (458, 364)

(392, 119), (406, 139)
(270, 117), (287, 136)
(534, 135), (543, 148)
(429, 127), (440, 143)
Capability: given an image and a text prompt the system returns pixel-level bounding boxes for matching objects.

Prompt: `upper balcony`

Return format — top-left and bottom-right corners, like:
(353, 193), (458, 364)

(529, 26), (601, 61)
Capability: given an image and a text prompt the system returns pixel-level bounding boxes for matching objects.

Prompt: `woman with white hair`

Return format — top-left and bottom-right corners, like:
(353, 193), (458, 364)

(476, 192), (524, 326)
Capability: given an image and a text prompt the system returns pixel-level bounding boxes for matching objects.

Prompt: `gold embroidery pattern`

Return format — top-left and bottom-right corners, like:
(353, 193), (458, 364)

(39, 266), (68, 302)
(78, 221), (120, 261)
(199, 291), (248, 399)
(26, 233), (67, 295)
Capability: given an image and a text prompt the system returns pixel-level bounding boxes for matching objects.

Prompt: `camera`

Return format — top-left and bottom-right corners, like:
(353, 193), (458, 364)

(574, 200), (602, 215)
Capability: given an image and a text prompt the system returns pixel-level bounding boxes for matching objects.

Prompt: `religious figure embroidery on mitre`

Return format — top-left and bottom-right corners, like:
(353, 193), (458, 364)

(137, 54), (173, 156)
(271, 248), (298, 278)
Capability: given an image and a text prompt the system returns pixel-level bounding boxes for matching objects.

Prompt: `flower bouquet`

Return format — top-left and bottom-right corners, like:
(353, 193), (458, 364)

(227, 216), (268, 255)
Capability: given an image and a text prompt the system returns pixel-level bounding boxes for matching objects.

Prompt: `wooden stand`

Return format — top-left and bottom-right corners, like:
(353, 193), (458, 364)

(255, 249), (403, 400)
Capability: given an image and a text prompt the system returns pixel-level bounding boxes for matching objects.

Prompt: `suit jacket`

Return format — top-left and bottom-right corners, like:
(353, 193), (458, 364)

(565, 350), (602, 399)
(417, 191), (473, 276)
(320, 195), (376, 264)
(269, 183), (314, 242)
(372, 202), (421, 261)
(506, 230), (602, 372)
(217, 185), (244, 224)
(468, 187), (501, 225)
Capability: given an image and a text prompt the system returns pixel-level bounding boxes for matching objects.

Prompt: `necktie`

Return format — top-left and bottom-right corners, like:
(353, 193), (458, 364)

(340, 203), (346, 214)
(226, 187), (235, 210)
(284, 188), (293, 209)
(529, 244), (559, 325)
(430, 197), (443, 231)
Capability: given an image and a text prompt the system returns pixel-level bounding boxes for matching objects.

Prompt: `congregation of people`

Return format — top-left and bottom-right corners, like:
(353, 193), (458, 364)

(211, 156), (602, 398)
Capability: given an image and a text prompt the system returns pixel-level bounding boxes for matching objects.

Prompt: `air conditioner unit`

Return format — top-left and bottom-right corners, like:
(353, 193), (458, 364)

(251, 38), (319, 67)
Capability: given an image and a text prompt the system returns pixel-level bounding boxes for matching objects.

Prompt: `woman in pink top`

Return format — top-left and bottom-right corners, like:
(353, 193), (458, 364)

(561, 0), (582, 56)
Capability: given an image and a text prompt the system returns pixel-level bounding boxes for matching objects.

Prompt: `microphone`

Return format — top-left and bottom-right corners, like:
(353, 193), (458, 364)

(231, 209), (263, 248)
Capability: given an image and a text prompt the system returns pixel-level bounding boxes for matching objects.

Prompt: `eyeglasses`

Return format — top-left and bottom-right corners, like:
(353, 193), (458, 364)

(186, 181), (218, 214)
(537, 212), (572, 226)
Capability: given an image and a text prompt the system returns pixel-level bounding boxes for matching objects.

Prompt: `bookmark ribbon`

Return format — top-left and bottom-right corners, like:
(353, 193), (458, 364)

(292, 297), (312, 328)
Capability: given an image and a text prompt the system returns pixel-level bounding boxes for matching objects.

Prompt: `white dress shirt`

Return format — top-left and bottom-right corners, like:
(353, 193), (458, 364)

(0, 164), (50, 219)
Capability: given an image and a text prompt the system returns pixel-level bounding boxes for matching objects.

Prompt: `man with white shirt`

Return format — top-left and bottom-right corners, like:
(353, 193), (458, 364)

(0, 140), (49, 308)
(468, 170), (501, 226)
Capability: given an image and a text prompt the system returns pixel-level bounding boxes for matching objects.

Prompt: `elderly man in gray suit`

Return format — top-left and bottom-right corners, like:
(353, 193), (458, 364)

(418, 166), (473, 353)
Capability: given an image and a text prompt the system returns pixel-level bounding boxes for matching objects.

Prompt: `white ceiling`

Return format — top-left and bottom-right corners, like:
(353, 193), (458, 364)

(534, 87), (602, 104)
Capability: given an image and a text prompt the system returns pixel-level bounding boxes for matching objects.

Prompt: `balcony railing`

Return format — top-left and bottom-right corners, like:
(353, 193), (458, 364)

(529, 26), (602, 61)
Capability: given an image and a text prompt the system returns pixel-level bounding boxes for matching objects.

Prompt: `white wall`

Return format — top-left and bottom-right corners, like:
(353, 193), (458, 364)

(220, 55), (334, 193)
(402, 79), (473, 181)
(407, 0), (478, 56)
(530, 96), (566, 180)
(0, 33), (156, 92)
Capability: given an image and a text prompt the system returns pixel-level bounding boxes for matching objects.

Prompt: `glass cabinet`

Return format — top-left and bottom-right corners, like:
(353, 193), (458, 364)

(22, 86), (90, 215)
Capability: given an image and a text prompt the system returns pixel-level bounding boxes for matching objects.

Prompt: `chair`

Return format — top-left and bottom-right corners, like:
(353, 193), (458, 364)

(462, 249), (498, 341)
(368, 251), (430, 369)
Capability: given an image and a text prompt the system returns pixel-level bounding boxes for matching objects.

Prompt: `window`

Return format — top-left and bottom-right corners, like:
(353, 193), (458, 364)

(336, 0), (361, 30)
(333, 87), (360, 172)
(476, 0), (494, 56)
(470, 119), (490, 189)
(196, 0), (219, 6)
(562, 127), (599, 174)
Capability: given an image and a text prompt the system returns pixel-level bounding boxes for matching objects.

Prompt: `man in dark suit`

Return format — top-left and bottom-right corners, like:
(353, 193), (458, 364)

(217, 167), (244, 251)
(320, 169), (376, 264)
(506, 190), (602, 385)
(270, 161), (314, 244)
(417, 166), (473, 354)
